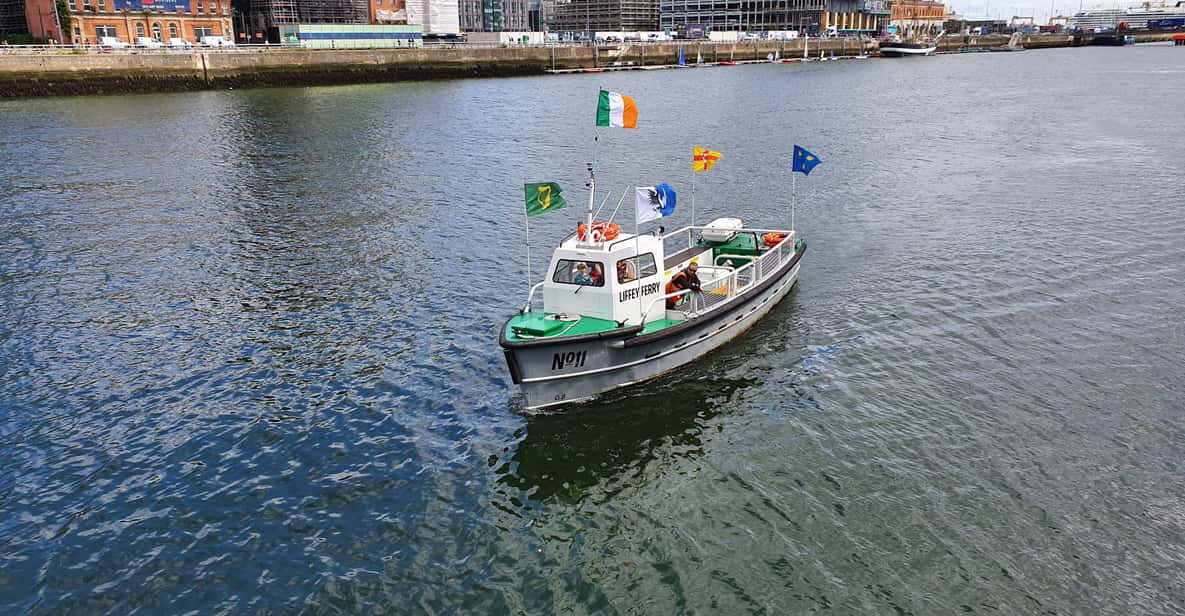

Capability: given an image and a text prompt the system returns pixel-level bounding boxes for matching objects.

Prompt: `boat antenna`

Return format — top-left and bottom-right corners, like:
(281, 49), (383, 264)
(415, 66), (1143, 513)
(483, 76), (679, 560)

(591, 190), (614, 222)
(586, 129), (600, 245)
(604, 188), (630, 227)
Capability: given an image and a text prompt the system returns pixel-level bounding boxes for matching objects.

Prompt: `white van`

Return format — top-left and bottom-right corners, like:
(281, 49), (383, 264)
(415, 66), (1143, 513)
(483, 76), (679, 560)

(168, 38), (193, 48)
(199, 36), (234, 48)
(98, 36), (130, 49)
(134, 37), (163, 49)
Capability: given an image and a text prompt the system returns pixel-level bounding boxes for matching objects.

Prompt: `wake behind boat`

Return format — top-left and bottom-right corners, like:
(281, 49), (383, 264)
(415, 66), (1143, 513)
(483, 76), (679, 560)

(500, 92), (823, 411)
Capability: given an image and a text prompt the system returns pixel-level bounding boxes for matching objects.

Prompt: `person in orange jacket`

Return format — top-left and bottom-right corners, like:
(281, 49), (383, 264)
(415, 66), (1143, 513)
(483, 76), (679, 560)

(665, 263), (701, 309)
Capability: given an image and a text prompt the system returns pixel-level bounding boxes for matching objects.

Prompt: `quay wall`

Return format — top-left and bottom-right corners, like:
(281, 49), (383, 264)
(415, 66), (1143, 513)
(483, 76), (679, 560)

(0, 32), (1175, 99)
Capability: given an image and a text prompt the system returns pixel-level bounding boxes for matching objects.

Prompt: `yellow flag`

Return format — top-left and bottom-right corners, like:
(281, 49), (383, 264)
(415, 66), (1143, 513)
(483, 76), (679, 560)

(693, 146), (723, 173)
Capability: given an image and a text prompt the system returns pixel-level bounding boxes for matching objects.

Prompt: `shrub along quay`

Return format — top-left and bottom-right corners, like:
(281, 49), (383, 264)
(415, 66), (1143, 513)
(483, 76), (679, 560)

(0, 32), (1175, 99)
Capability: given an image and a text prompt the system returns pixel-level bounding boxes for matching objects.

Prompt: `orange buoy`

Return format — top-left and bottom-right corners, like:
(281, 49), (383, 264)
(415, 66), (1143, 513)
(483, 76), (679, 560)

(578, 221), (621, 243)
(763, 232), (787, 247)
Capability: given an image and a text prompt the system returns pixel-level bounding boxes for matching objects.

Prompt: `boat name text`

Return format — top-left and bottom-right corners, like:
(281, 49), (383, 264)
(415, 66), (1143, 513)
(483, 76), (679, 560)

(619, 282), (662, 303)
(552, 350), (588, 371)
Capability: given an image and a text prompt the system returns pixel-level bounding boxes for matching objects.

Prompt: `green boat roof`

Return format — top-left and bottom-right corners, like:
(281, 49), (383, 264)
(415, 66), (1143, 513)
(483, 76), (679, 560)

(504, 312), (684, 343)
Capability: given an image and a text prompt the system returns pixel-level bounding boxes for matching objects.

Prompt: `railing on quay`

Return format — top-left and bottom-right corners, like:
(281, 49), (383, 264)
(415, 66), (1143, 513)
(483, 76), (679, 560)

(0, 36), (874, 56)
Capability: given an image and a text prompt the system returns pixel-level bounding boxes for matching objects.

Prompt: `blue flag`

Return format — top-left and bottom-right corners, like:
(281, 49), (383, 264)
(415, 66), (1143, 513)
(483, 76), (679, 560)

(792, 145), (822, 176)
(656, 183), (677, 216)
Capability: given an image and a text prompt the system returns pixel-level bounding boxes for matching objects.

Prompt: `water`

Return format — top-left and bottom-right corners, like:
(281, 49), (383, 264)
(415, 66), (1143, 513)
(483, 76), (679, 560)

(3, 46), (1185, 614)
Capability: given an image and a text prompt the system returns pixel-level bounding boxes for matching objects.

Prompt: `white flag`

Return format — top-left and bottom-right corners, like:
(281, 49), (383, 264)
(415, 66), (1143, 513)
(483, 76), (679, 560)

(635, 186), (663, 225)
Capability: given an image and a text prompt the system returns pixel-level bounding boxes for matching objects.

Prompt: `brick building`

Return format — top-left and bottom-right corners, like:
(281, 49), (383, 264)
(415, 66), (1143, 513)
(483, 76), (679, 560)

(25, 0), (232, 44)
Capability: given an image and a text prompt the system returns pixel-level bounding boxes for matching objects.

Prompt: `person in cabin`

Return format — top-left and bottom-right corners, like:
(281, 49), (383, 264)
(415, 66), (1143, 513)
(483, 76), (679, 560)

(617, 259), (636, 283)
(590, 263), (604, 286)
(665, 263), (701, 309)
(572, 262), (593, 285)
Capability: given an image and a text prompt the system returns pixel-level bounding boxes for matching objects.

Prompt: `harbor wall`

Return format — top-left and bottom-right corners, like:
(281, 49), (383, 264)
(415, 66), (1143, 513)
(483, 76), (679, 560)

(0, 32), (1175, 99)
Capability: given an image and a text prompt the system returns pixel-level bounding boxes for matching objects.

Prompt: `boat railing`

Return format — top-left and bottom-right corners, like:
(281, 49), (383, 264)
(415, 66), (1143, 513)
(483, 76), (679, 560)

(643, 230), (796, 324)
(520, 281), (545, 314)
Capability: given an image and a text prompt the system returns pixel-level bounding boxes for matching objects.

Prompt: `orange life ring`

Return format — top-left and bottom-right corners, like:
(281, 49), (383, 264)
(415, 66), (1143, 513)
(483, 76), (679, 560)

(763, 232), (788, 247)
(578, 221), (621, 242)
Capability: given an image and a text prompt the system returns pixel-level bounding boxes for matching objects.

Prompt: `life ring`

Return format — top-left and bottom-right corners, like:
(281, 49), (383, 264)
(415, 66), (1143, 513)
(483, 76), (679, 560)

(763, 232), (788, 247)
(578, 222), (620, 242)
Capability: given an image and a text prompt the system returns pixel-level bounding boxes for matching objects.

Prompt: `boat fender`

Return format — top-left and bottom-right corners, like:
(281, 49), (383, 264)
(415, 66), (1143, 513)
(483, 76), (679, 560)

(763, 232), (787, 247)
(577, 221), (621, 243)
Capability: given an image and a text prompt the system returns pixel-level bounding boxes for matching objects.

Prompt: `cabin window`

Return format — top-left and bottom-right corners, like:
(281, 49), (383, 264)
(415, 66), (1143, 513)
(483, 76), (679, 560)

(552, 260), (604, 287)
(616, 253), (657, 283)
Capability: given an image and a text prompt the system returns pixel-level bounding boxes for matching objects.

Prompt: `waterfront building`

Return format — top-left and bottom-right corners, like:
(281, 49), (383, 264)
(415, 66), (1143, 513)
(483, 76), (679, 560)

(402, 0), (459, 33)
(1, 0), (27, 37)
(545, 0), (657, 32)
(277, 22), (422, 45)
(459, 0), (529, 31)
(247, 0), (369, 32)
(658, 0), (887, 36)
(24, 0), (232, 44)
(889, 0), (948, 37)
(820, 0), (890, 34)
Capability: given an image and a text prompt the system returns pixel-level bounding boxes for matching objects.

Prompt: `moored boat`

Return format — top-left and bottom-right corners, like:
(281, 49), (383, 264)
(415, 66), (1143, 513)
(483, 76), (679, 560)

(879, 40), (938, 56)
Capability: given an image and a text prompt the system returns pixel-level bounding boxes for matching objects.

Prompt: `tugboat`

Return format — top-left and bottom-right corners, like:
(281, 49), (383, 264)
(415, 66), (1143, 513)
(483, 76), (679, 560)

(500, 166), (807, 411)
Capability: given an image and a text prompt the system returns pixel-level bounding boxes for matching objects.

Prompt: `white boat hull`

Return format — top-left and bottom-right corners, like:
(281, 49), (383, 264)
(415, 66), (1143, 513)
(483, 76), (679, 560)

(504, 253), (802, 411)
(879, 45), (937, 57)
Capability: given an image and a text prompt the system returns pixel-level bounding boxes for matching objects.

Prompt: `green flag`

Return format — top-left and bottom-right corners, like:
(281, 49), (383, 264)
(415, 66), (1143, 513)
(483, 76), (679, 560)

(524, 182), (567, 217)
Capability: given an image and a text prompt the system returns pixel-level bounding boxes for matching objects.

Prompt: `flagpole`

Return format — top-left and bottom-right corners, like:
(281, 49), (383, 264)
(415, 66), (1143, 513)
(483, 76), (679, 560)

(635, 193), (643, 323)
(691, 161), (696, 230)
(791, 170), (796, 232)
(525, 205), (532, 306)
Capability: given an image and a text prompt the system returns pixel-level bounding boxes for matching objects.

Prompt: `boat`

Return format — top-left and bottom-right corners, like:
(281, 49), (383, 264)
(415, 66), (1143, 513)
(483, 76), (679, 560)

(1068, 1), (1185, 31)
(501, 168), (806, 411)
(878, 39), (938, 56)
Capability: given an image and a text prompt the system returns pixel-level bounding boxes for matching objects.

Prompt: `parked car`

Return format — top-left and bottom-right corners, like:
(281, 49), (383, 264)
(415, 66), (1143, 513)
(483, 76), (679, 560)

(98, 36), (130, 49)
(168, 38), (193, 48)
(135, 37), (163, 49)
(199, 36), (234, 48)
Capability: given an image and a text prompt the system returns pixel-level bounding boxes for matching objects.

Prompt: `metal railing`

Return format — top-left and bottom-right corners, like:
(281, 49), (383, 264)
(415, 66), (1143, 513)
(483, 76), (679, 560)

(0, 35), (875, 56)
(645, 228), (795, 323)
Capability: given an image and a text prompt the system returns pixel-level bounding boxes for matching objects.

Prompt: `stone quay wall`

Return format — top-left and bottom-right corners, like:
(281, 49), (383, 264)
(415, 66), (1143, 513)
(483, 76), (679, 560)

(0, 32), (1174, 99)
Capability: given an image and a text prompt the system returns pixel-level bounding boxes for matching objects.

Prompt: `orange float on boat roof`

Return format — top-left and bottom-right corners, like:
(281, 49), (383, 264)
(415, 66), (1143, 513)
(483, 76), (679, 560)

(577, 221), (621, 243)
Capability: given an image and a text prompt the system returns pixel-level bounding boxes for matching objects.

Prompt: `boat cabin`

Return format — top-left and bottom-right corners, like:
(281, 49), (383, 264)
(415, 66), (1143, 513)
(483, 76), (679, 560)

(542, 231), (669, 326)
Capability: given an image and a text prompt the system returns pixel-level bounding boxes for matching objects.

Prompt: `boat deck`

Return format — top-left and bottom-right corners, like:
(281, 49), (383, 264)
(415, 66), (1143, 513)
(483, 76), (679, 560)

(504, 313), (685, 343)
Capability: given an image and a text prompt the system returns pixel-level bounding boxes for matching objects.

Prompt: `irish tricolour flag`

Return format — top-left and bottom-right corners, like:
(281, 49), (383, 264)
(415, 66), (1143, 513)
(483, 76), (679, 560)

(595, 90), (638, 129)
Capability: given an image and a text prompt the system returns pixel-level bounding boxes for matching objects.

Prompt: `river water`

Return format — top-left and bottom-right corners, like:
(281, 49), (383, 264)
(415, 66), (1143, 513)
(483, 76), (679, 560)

(3, 45), (1184, 614)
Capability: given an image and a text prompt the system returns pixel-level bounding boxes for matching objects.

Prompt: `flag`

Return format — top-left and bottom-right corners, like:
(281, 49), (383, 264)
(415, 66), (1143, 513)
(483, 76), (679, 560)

(792, 145), (821, 176)
(693, 146), (722, 173)
(635, 183), (677, 225)
(524, 182), (567, 217)
(596, 90), (638, 129)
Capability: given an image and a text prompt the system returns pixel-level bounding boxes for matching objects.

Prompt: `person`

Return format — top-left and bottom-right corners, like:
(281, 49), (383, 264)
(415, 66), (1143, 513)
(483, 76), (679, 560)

(617, 259), (636, 283)
(665, 262), (701, 309)
(589, 263), (603, 286)
(572, 262), (592, 285)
